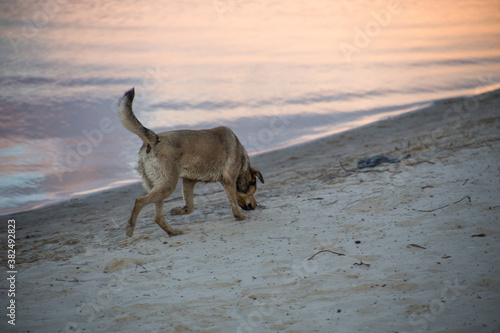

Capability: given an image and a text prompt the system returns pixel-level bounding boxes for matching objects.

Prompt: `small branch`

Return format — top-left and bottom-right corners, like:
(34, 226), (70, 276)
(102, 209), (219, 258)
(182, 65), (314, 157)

(339, 161), (351, 173)
(407, 244), (426, 249)
(136, 263), (148, 272)
(342, 190), (383, 211)
(359, 169), (396, 174)
(322, 200), (338, 207)
(407, 160), (436, 166)
(413, 196), (471, 213)
(55, 278), (81, 283)
(308, 250), (345, 260)
(353, 261), (370, 268)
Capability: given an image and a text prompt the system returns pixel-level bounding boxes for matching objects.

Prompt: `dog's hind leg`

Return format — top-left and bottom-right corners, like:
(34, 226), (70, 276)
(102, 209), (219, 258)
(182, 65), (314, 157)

(221, 179), (245, 221)
(126, 195), (149, 237)
(171, 179), (197, 215)
(125, 180), (179, 237)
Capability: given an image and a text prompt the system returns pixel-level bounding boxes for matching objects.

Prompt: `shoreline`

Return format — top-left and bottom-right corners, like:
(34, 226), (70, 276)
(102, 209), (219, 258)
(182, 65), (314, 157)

(2, 87), (499, 332)
(4, 86), (499, 217)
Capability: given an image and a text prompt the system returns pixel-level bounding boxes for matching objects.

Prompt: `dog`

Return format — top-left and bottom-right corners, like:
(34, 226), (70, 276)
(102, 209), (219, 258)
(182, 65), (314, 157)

(118, 88), (264, 237)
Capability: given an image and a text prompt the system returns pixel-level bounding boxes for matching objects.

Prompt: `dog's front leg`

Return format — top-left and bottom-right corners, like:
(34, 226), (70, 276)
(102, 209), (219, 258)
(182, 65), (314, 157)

(171, 179), (196, 215)
(155, 201), (183, 236)
(221, 180), (245, 220)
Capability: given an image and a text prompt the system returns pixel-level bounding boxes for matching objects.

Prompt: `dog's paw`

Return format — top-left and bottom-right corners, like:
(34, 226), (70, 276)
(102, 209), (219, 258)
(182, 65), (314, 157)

(234, 214), (246, 221)
(125, 225), (134, 237)
(168, 228), (184, 236)
(170, 206), (191, 215)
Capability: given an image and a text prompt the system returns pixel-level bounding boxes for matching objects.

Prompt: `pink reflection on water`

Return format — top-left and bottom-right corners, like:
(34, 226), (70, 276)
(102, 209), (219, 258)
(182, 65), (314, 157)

(252, 102), (433, 155)
(1, 0), (499, 214)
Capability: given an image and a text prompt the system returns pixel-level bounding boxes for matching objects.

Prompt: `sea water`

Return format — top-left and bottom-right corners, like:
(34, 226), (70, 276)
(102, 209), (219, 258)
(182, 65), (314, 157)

(1, 0), (499, 214)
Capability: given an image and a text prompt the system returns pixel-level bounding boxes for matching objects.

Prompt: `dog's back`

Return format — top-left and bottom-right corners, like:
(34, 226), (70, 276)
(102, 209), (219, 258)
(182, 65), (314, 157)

(152, 126), (246, 183)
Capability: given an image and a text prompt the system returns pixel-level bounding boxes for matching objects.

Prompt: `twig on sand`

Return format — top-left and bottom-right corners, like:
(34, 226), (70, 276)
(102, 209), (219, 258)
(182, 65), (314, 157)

(353, 261), (371, 268)
(359, 169), (395, 174)
(137, 250), (154, 256)
(342, 190), (383, 211)
(136, 263), (148, 273)
(412, 196), (471, 213)
(407, 160), (436, 166)
(55, 278), (82, 283)
(407, 243), (426, 249)
(308, 250), (345, 260)
(339, 161), (353, 173)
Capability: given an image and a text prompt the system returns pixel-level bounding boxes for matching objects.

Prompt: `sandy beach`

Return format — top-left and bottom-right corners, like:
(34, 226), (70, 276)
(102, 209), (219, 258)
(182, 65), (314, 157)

(2, 89), (500, 332)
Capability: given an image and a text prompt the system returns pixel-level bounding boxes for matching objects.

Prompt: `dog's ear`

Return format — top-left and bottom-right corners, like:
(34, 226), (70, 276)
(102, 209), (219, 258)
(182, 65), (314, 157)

(254, 169), (264, 184)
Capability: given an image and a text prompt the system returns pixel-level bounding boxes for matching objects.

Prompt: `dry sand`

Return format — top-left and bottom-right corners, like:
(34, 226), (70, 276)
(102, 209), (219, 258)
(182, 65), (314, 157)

(2, 89), (500, 333)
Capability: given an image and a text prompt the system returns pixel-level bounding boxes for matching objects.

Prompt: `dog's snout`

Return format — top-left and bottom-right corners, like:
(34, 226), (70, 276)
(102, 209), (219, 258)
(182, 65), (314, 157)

(241, 202), (255, 211)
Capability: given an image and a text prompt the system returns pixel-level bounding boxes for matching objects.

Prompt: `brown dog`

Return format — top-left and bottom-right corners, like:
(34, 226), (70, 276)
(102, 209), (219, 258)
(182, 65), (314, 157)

(118, 88), (264, 237)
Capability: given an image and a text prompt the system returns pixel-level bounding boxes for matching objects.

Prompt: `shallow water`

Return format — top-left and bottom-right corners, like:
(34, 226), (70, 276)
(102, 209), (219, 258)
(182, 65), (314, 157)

(1, 0), (499, 214)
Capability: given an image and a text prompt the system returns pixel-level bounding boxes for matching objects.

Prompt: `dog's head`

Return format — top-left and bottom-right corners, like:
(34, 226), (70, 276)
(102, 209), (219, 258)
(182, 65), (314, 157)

(236, 167), (264, 211)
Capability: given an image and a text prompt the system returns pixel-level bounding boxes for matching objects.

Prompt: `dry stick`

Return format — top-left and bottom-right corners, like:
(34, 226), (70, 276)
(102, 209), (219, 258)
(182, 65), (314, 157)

(55, 278), (81, 283)
(342, 190), (383, 211)
(308, 250), (345, 260)
(136, 263), (148, 272)
(360, 169), (397, 174)
(407, 244), (426, 249)
(322, 200), (339, 206)
(353, 261), (371, 268)
(137, 250), (153, 256)
(407, 160), (436, 166)
(413, 196), (471, 213)
(339, 161), (354, 174)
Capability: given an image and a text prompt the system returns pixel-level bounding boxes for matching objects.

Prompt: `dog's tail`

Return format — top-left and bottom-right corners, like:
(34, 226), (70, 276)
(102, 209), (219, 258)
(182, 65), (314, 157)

(118, 88), (159, 147)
